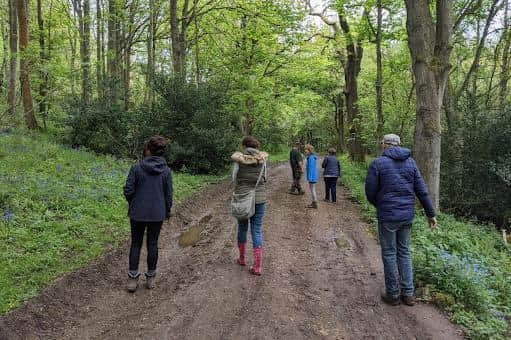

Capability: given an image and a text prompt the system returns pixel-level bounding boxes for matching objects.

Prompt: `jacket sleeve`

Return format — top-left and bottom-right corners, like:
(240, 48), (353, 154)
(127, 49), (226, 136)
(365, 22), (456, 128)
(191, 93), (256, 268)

(365, 161), (379, 206)
(232, 163), (239, 182)
(413, 163), (436, 218)
(123, 165), (137, 202)
(164, 169), (173, 219)
(321, 157), (327, 169)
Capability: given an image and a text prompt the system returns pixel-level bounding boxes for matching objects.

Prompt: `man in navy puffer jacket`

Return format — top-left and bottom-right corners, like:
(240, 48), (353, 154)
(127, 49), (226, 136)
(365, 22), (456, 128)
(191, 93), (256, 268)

(365, 134), (437, 306)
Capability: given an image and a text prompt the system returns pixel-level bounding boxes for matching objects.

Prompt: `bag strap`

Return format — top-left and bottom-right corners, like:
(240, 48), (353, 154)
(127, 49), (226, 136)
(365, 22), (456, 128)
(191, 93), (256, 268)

(254, 162), (266, 189)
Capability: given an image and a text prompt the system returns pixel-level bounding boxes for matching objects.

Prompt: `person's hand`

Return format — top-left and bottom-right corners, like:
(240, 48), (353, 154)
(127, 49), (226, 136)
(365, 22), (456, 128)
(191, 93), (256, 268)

(428, 217), (438, 230)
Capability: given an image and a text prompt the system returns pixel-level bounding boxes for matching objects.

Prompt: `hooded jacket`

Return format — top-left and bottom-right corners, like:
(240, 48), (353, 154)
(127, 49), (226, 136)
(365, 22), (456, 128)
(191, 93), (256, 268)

(306, 153), (319, 183)
(365, 147), (435, 223)
(232, 148), (268, 204)
(124, 156), (173, 222)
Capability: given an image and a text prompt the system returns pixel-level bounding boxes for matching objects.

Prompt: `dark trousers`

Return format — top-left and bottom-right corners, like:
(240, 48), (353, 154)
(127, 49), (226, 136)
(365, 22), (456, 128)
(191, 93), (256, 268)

(129, 219), (162, 277)
(324, 177), (338, 202)
(290, 168), (304, 193)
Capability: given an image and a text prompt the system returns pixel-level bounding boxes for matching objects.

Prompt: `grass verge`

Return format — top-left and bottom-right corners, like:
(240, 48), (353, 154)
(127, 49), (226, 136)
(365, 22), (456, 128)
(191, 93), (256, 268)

(0, 133), (220, 314)
(340, 155), (511, 339)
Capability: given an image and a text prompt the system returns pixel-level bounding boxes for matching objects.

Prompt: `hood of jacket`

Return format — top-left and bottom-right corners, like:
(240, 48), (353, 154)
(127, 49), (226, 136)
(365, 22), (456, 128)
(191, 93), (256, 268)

(231, 148), (269, 165)
(382, 146), (411, 161)
(140, 156), (168, 175)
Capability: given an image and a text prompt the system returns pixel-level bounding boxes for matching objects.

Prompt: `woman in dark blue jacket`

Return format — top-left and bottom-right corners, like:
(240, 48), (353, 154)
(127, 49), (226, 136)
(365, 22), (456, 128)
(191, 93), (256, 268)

(322, 147), (341, 202)
(123, 135), (173, 292)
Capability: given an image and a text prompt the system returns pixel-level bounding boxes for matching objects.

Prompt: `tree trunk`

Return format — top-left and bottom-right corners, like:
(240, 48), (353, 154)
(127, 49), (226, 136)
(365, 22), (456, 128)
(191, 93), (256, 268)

(146, 0), (156, 104)
(170, 0), (180, 74)
(37, 0), (48, 125)
(456, 0), (499, 100)
(96, 0), (105, 99)
(170, 0), (189, 75)
(0, 20), (7, 94)
(500, 0), (510, 110)
(69, 33), (77, 97)
(333, 93), (346, 153)
(8, 0), (17, 116)
(375, 0), (384, 146)
(344, 42), (364, 162)
(72, 0), (92, 105)
(17, 0), (39, 129)
(194, 8), (200, 85)
(107, 0), (120, 103)
(405, 0), (453, 210)
(337, 13), (364, 162)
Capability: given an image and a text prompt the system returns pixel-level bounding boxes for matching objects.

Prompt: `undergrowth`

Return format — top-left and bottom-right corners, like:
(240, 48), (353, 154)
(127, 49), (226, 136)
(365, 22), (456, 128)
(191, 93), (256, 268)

(340, 155), (511, 339)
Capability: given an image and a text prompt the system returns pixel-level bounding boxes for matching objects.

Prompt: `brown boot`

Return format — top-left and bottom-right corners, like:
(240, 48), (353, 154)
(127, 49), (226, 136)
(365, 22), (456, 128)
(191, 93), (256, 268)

(381, 291), (400, 306)
(401, 295), (416, 306)
(127, 276), (139, 293)
(306, 201), (318, 209)
(145, 274), (156, 289)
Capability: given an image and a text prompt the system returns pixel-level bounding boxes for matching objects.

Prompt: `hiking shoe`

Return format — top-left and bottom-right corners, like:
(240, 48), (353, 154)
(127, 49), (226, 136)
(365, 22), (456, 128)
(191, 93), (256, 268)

(145, 275), (156, 289)
(401, 295), (416, 306)
(298, 190), (306, 195)
(381, 292), (400, 306)
(323, 198), (331, 202)
(306, 202), (318, 209)
(127, 276), (139, 293)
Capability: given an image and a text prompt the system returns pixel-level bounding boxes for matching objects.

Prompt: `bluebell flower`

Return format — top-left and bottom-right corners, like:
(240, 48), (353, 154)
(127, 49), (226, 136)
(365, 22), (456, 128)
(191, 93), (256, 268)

(92, 166), (103, 176)
(56, 165), (63, 173)
(2, 209), (15, 223)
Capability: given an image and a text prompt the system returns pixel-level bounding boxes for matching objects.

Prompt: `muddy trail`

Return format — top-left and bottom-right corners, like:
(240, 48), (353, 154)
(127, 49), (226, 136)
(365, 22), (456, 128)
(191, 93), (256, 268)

(0, 163), (462, 340)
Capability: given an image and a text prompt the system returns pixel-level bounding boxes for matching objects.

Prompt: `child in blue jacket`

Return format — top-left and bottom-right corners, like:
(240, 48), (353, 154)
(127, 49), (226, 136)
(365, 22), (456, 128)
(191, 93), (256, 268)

(304, 144), (318, 208)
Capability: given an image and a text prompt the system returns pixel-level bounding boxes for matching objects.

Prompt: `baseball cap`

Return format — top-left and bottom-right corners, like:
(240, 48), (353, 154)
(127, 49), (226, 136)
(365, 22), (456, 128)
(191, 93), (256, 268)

(382, 134), (401, 146)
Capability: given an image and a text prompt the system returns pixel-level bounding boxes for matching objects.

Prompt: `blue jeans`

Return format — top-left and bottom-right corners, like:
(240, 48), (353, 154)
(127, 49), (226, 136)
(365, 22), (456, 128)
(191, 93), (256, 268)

(378, 221), (414, 298)
(238, 203), (266, 248)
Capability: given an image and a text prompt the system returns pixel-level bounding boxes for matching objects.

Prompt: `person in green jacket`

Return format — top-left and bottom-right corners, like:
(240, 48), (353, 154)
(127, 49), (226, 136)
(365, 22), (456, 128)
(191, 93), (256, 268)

(231, 136), (268, 276)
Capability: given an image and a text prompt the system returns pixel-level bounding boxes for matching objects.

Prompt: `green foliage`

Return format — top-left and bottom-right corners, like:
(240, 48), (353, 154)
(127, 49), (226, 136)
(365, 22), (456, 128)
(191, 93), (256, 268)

(66, 76), (241, 174)
(442, 108), (511, 228)
(340, 155), (511, 339)
(153, 76), (241, 173)
(0, 133), (220, 315)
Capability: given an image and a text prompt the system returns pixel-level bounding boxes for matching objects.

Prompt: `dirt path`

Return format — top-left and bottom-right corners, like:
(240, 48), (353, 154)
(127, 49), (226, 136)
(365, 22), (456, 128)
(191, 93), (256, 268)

(0, 163), (462, 340)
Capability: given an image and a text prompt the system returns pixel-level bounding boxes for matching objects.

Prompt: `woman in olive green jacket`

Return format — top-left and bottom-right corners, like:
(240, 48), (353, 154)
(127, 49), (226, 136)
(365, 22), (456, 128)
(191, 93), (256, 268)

(231, 136), (268, 275)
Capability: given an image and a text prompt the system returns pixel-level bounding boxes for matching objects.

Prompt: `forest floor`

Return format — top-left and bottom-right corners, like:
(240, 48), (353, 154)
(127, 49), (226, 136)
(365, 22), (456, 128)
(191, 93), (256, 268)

(0, 162), (463, 340)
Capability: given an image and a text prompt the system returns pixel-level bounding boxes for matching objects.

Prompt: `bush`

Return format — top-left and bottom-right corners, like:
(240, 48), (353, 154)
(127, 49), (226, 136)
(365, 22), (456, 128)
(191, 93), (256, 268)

(152, 75), (241, 173)
(442, 107), (511, 229)
(66, 76), (241, 174)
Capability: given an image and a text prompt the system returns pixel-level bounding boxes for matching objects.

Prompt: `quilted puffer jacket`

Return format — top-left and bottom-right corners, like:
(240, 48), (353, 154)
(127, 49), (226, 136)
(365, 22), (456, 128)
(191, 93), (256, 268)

(365, 147), (435, 223)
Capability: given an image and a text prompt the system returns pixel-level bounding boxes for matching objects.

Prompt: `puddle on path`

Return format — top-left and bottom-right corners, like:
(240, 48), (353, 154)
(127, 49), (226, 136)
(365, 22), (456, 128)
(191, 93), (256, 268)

(334, 227), (352, 250)
(178, 214), (212, 247)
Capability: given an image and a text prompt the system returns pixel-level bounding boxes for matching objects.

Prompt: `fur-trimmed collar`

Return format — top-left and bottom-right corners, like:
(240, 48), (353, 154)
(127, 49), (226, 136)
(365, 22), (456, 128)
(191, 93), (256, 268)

(231, 148), (269, 165)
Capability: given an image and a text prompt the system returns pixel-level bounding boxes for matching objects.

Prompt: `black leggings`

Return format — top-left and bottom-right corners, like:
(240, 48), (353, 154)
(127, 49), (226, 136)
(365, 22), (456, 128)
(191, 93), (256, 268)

(129, 220), (162, 276)
(324, 177), (338, 202)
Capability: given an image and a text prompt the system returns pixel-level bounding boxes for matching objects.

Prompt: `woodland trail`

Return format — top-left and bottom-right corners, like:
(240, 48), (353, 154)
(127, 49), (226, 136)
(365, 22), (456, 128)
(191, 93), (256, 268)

(0, 162), (462, 340)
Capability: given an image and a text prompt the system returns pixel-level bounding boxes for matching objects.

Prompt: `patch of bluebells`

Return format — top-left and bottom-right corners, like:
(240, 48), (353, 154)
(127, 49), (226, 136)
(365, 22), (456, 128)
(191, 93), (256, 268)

(2, 209), (15, 223)
(56, 164), (63, 173)
(439, 250), (491, 286)
(91, 165), (103, 177)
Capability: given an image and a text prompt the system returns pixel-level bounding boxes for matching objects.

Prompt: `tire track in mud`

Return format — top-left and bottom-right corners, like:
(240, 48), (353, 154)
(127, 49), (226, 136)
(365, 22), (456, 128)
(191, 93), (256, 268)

(0, 163), (462, 340)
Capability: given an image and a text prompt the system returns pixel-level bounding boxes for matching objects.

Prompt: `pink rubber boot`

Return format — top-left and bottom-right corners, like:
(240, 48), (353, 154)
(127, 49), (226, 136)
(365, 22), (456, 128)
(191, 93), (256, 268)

(237, 243), (246, 266)
(249, 247), (263, 276)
